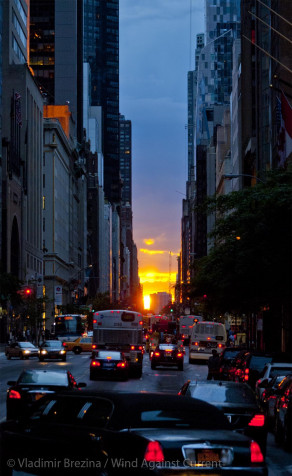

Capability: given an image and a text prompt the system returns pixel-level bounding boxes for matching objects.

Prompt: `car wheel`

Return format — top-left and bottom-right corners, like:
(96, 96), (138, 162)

(39, 357), (44, 362)
(73, 347), (82, 354)
(6, 353), (11, 360)
(151, 362), (156, 370)
(62, 355), (67, 362)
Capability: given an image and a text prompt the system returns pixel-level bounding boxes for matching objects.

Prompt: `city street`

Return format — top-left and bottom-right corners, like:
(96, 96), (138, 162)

(0, 348), (291, 475)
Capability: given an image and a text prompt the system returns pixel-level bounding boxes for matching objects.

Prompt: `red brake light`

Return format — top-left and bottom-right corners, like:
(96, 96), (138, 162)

(131, 345), (135, 350)
(218, 344), (222, 348)
(117, 362), (126, 368)
(154, 352), (160, 357)
(177, 353), (183, 357)
(139, 321), (143, 325)
(9, 390), (21, 399)
(91, 361), (101, 367)
(138, 346), (143, 350)
(93, 319), (97, 324)
(245, 368), (249, 374)
(250, 441), (264, 463)
(92, 344), (97, 349)
(144, 441), (164, 462)
(249, 414), (265, 427)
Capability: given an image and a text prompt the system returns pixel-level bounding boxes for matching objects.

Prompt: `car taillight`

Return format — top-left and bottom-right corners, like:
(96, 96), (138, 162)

(154, 352), (160, 357)
(117, 362), (126, 368)
(177, 353), (183, 357)
(91, 361), (101, 367)
(144, 441), (164, 462)
(250, 441), (264, 463)
(62, 342), (67, 347)
(248, 414), (265, 427)
(92, 344), (97, 349)
(8, 390), (21, 399)
(138, 346), (143, 350)
(131, 345), (135, 350)
(244, 368), (249, 381)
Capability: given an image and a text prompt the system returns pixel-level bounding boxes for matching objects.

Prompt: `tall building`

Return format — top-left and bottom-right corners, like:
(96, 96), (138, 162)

(29, 0), (84, 142)
(119, 114), (132, 205)
(84, 0), (120, 205)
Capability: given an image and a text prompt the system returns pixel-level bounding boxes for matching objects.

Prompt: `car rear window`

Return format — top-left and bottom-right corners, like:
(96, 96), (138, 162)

(18, 371), (68, 386)
(31, 397), (113, 427)
(270, 367), (292, 378)
(188, 385), (256, 404)
(249, 356), (273, 370)
(223, 350), (241, 360)
(97, 351), (122, 359)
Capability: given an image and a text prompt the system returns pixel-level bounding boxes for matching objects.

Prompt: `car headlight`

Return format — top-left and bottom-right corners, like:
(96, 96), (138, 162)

(24, 350), (30, 354)
(60, 350), (66, 354)
(41, 350), (48, 354)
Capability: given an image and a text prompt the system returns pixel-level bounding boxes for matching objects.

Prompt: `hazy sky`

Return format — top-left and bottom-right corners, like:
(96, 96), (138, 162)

(119, 1), (204, 298)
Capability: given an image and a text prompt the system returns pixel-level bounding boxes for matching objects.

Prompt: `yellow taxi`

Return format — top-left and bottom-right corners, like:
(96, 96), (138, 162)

(63, 336), (93, 354)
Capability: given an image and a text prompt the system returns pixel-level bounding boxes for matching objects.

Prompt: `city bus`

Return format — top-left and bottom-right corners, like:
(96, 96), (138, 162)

(92, 310), (144, 377)
(53, 314), (88, 341)
(189, 321), (227, 364)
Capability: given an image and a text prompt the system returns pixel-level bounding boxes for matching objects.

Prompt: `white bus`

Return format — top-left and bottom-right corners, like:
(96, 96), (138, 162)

(92, 310), (144, 377)
(179, 315), (202, 342)
(189, 321), (227, 363)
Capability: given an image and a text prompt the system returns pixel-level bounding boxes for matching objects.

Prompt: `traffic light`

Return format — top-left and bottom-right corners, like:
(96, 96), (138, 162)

(18, 286), (35, 299)
(24, 288), (32, 297)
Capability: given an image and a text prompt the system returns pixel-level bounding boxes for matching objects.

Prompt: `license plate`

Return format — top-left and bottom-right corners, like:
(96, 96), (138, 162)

(103, 362), (114, 368)
(196, 449), (220, 463)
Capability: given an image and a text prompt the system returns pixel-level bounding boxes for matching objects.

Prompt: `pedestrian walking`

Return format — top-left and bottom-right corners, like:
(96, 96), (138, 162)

(207, 349), (221, 380)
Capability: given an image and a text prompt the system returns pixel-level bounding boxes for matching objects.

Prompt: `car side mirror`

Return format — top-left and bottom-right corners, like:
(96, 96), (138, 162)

(7, 381), (17, 386)
(77, 382), (87, 388)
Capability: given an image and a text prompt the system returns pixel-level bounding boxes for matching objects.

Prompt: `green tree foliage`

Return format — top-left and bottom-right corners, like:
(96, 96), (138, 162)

(190, 170), (292, 314)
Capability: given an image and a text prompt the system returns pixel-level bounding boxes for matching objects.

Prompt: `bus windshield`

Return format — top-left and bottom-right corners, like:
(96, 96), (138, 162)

(54, 315), (87, 338)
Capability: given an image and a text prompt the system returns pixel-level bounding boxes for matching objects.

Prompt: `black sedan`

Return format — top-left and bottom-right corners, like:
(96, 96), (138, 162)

(0, 391), (267, 475)
(178, 380), (267, 455)
(39, 340), (67, 361)
(151, 344), (184, 370)
(5, 341), (39, 359)
(6, 369), (86, 420)
(90, 350), (129, 380)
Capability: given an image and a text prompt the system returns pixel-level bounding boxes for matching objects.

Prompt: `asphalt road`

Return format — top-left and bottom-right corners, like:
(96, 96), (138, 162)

(0, 348), (291, 475)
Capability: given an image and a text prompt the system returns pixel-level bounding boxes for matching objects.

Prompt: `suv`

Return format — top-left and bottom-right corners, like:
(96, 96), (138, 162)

(219, 347), (245, 380)
(151, 343), (184, 370)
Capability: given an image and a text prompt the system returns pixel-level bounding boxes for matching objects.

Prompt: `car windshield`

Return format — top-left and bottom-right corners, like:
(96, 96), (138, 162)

(43, 341), (62, 348)
(188, 384), (256, 404)
(19, 342), (36, 349)
(249, 356), (273, 370)
(18, 371), (68, 386)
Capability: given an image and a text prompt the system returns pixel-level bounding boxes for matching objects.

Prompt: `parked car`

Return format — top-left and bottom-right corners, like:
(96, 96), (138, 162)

(261, 375), (288, 430)
(6, 369), (86, 420)
(218, 347), (245, 380)
(151, 343), (184, 371)
(274, 374), (292, 451)
(255, 362), (292, 399)
(178, 380), (267, 454)
(0, 391), (267, 475)
(63, 335), (92, 354)
(39, 340), (67, 361)
(90, 350), (129, 380)
(5, 341), (39, 360)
